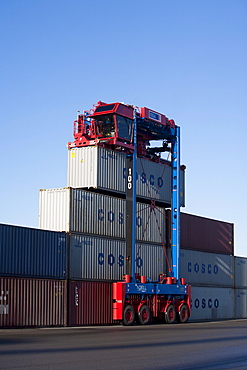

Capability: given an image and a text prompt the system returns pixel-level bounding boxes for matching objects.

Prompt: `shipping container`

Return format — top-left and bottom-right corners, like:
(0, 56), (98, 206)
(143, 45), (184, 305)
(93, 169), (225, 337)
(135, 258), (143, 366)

(235, 289), (247, 318)
(190, 286), (234, 321)
(68, 280), (113, 326)
(0, 223), (67, 279)
(39, 188), (166, 244)
(234, 256), (247, 288)
(0, 277), (67, 327)
(179, 249), (234, 287)
(67, 146), (185, 206)
(69, 234), (166, 281)
(166, 211), (234, 255)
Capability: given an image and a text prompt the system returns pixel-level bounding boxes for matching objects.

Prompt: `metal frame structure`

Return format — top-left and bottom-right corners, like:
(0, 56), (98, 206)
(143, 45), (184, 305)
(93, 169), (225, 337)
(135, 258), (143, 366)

(113, 106), (191, 325)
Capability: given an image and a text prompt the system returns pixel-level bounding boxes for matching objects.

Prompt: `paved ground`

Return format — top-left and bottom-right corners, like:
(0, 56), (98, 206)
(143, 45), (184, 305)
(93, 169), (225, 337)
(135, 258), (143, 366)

(1, 320), (247, 369)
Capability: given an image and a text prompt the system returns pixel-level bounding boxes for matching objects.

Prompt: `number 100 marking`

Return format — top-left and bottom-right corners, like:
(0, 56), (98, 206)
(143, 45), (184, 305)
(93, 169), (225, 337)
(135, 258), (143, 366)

(128, 167), (132, 189)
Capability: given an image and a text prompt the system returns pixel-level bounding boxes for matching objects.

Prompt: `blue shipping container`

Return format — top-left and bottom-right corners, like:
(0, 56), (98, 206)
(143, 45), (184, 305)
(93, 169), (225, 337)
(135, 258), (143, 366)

(0, 223), (67, 279)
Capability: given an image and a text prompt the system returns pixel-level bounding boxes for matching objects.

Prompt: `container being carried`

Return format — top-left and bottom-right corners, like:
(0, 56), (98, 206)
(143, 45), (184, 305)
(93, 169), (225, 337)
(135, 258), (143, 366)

(67, 146), (185, 206)
(68, 101), (191, 326)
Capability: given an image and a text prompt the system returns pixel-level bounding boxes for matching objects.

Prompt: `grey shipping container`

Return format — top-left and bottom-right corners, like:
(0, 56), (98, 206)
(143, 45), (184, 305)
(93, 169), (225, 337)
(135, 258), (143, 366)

(234, 256), (247, 288)
(166, 211), (234, 255)
(190, 286), (234, 321)
(39, 188), (166, 244)
(67, 146), (185, 206)
(235, 289), (247, 318)
(68, 280), (113, 326)
(0, 277), (67, 327)
(69, 234), (166, 281)
(0, 223), (67, 279)
(179, 249), (234, 287)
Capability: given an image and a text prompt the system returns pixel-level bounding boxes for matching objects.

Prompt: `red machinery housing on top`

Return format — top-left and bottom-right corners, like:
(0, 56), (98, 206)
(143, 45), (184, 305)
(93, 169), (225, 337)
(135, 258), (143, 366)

(68, 101), (175, 161)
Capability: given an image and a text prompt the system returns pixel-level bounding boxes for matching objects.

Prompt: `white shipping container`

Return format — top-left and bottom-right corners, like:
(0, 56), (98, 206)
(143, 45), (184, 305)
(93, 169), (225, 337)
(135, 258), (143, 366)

(69, 234), (165, 281)
(179, 249), (234, 287)
(235, 289), (247, 318)
(39, 188), (70, 232)
(190, 286), (234, 321)
(67, 146), (185, 206)
(234, 256), (247, 288)
(39, 188), (166, 243)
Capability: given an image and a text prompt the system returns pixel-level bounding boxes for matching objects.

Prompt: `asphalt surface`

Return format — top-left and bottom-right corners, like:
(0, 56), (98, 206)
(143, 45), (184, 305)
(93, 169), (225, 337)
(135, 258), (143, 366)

(1, 320), (247, 369)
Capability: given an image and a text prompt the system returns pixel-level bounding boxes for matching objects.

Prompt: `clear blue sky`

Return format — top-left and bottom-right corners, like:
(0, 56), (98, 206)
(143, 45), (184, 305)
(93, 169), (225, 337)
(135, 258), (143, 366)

(1, 0), (246, 256)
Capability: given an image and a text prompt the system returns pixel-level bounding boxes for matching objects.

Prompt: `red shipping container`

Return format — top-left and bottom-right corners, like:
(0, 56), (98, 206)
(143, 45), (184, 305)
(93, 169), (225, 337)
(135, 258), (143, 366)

(68, 280), (113, 326)
(0, 277), (67, 327)
(166, 211), (234, 255)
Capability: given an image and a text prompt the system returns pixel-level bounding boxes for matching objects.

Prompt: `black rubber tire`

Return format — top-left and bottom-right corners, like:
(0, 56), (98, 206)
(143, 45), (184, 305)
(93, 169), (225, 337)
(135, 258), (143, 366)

(122, 305), (135, 326)
(138, 305), (151, 325)
(177, 304), (189, 323)
(164, 304), (176, 324)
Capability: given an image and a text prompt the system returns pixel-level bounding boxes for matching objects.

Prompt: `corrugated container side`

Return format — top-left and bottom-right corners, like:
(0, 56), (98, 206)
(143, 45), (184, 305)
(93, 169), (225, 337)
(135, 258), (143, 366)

(67, 147), (185, 206)
(70, 235), (125, 281)
(166, 211), (234, 255)
(68, 146), (98, 189)
(0, 277), (67, 327)
(136, 202), (166, 244)
(235, 289), (247, 318)
(190, 286), (234, 321)
(68, 146), (124, 192)
(135, 155), (185, 206)
(234, 256), (247, 288)
(97, 147), (126, 192)
(179, 249), (234, 287)
(71, 189), (125, 238)
(135, 242), (166, 279)
(39, 188), (166, 243)
(68, 280), (113, 326)
(0, 224), (67, 279)
(69, 235), (166, 281)
(39, 188), (70, 231)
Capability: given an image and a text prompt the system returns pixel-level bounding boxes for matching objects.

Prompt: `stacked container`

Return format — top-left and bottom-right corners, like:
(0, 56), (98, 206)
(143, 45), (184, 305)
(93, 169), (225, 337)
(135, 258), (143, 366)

(39, 188), (166, 244)
(166, 211), (234, 255)
(0, 223), (67, 327)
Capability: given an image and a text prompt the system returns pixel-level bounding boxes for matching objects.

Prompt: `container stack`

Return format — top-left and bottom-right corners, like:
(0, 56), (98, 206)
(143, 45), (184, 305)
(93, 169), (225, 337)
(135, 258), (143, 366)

(166, 211), (235, 321)
(0, 224), (67, 327)
(1, 100), (245, 327)
(39, 144), (185, 325)
(37, 102), (241, 325)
